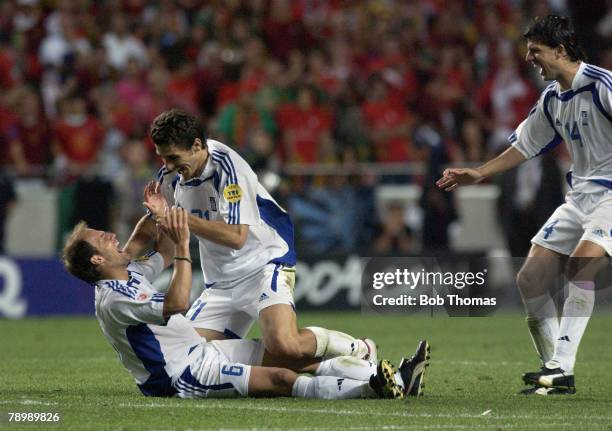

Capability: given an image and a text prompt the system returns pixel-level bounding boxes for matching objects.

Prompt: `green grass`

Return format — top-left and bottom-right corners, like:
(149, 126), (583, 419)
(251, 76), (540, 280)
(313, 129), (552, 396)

(1, 312), (612, 430)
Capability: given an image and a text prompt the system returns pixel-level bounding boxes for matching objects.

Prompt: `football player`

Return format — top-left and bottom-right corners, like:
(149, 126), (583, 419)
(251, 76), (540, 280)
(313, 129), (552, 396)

(437, 15), (612, 395)
(62, 207), (429, 399)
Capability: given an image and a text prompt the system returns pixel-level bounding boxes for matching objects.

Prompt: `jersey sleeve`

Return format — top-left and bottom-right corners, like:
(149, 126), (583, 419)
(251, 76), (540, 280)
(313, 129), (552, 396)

(509, 87), (563, 159)
(128, 252), (165, 281)
(212, 151), (260, 226)
(108, 291), (167, 326)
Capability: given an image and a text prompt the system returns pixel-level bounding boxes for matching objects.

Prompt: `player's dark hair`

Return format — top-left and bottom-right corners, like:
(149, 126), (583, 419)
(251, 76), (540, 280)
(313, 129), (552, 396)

(523, 15), (587, 62)
(150, 109), (208, 150)
(62, 221), (101, 284)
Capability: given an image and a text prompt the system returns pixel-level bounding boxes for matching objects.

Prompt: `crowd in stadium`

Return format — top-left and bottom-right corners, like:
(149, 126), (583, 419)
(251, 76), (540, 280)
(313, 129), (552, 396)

(0, 0), (610, 256)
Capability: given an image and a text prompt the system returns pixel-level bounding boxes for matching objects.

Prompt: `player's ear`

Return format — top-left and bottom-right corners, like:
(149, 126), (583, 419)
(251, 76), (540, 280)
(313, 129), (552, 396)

(90, 255), (105, 266)
(193, 138), (203, 152)
(556, 44), (568, 60)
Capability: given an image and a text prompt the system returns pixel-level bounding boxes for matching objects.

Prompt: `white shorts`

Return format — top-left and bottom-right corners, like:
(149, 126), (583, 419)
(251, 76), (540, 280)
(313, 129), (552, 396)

(185, 263), (296, 338)
(174, 339), (265, 398)
(531, 190), (612, 256)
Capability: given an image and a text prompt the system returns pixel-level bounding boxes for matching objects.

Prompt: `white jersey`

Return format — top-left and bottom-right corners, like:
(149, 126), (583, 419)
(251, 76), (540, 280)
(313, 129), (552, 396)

(94, 251), (204, 397)
(510, 62), (612, 194)
(156, 139), (295, 284)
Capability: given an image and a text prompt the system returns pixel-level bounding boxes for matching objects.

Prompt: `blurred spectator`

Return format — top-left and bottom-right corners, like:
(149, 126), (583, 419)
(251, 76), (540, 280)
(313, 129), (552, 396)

(8, 86), (51, 176)
(242, 128), (280, 176)
(72, 175), (115, 233)
(0, 174), (16, 254)
(361, 75), (417, 163)
(216, 78), (277, 151)
(475, 49), (537, 154)
(453, 117), (487, 163)
(288, 174), (359, 255)
(277, 84), (333, 163)
(51, 94), (105, 181)
(113, 138), (153, 242)
(372, 203), (414, 256)
(102, 13), (148, 71)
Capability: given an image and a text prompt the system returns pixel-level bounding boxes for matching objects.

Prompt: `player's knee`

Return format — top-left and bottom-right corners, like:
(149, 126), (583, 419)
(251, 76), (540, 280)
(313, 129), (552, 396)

(265, 333), (304, 359)
(516, 265), (545, 295)
(516, 267), (534, 293)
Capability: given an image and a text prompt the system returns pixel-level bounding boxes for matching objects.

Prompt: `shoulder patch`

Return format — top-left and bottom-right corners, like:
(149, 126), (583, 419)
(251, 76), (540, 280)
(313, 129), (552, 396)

(223, 184), (242, 203)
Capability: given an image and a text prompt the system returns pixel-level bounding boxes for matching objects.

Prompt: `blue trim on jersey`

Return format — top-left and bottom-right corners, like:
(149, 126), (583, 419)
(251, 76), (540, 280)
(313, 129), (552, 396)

(542, 82), (612, 135)
(534, 134), (563, 158)
(102, 280), (137, 299)
(190, 302), (206, 321)
(508, 131), (517, 143)
(213, 171), (221, 192)
(588, 179), (612, 190)
(126, 323), (177, 397)
(585, 66), (612, 89)
(527, 104), (537, 117)
(564, 171), (612, 190)
(256, 195), (296, 266)
(156, 166), (169, 183)
(584, 70), (612, 90)
(211, 152), (240, 224)
(183, 174), (218, 187)
(271, 263), (280, 292)
(212, 150), (238, 183)
(151, 293), (165, 303)
(171, 175), (180, 191)
(175, 367), (234, 394)
(223, 328), (241, 339)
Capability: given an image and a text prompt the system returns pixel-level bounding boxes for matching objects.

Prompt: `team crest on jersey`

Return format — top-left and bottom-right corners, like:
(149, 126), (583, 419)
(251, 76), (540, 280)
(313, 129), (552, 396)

(209, 197), (218, 211)
(136, 293), (149, 301)
(581, 111), (588, 126)
(223, 184), (242, 203)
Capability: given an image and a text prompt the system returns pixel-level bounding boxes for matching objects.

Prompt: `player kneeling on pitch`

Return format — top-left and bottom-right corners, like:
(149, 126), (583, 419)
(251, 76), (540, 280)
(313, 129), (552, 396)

(61, 207), (429, 399)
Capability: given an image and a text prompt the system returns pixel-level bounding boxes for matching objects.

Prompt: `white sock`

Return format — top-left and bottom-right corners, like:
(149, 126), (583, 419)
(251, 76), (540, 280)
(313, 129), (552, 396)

(291, 375), (374, 399)
(523, 293), (559, 364)
(550, 281), (595, 373)
(306, 327), (368, 359)
(315, 356), (376, 381)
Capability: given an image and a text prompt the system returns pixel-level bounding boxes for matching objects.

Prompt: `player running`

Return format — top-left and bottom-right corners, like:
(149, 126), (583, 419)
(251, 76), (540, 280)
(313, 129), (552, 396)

(61, 207), (429, 399)
(125, 109), (380, 368)
(437, 15), (612, 395)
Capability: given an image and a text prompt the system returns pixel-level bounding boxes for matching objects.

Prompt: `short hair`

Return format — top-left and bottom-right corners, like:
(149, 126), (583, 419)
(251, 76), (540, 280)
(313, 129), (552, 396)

(150, 109), (207, 150)
(62, 221), (101, 284)
(523, 15), (587, 62)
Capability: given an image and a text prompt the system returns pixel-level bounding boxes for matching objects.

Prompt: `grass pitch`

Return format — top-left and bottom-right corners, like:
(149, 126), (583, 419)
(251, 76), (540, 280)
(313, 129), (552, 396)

(1, 312), (612, 430)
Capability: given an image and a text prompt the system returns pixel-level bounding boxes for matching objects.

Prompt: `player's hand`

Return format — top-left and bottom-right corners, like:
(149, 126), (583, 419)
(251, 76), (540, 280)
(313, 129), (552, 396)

(435, 168), (484, 191)
(143, 180), (169, 219)
(162, 206), (190, 247)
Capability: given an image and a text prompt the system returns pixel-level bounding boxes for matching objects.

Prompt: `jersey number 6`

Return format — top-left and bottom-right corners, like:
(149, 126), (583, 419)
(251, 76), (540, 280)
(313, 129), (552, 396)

(221, 365), (244, 376)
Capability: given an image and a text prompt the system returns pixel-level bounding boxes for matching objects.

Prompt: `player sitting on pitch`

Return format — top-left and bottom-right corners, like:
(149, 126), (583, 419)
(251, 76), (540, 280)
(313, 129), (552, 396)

(61, 206), (429, 399)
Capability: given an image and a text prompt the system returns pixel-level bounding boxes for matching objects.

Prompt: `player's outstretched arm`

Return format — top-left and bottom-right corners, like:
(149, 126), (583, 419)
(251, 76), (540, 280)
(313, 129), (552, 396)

(161, 206), (193, 317)
(122, 215), (157, 257)
(436, 146), (526, 191)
